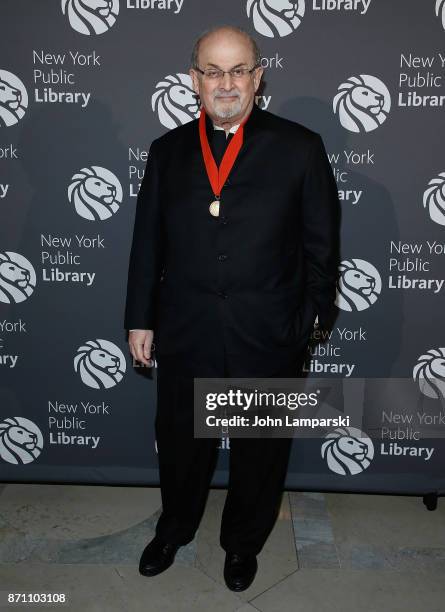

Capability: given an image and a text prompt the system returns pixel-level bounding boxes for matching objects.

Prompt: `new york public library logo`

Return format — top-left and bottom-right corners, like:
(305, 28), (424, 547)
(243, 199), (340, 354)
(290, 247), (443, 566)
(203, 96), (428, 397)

(335, 258), (382, 312)
(0, 252), (36, 304)
(322, 426), (374, 475)
(68, 166), (123, 220)
(413, 347), (445, 400)
(0, 69), (28, 127)
(61, 0), (119, 35)
(246, 0), (305, 38)
(0, 417), (44, 465)
(423, 171), (445, 226)
(74, 339), (126, 388)
(333, 74), (391, 133)
(152, 73), (200, 130)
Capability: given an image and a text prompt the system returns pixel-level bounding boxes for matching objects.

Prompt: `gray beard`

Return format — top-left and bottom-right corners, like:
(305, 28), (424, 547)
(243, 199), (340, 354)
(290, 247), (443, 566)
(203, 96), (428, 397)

(213, 98), (242, 120)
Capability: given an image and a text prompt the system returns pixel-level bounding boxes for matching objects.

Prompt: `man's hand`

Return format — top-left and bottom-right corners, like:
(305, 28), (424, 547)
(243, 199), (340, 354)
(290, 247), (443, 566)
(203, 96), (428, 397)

(128, 329), (154, 366)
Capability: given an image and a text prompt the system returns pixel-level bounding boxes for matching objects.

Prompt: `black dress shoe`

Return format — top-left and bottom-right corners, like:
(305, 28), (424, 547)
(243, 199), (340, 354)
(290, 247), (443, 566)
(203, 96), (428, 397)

(223, 552), (258, 591)
(139, 536), (180, 576)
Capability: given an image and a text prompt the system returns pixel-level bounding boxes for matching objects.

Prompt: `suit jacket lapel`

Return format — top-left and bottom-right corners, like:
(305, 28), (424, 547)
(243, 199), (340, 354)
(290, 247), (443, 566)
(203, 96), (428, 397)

(236, 102), (265, 167)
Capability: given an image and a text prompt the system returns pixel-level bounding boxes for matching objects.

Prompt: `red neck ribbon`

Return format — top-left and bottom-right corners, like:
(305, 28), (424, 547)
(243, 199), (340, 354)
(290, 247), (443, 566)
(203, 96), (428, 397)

(198, 106), (250, 198)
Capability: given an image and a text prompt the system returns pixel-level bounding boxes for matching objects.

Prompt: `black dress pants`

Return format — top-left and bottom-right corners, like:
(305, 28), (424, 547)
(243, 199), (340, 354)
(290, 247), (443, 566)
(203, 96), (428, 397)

(154, 349), (300, 556)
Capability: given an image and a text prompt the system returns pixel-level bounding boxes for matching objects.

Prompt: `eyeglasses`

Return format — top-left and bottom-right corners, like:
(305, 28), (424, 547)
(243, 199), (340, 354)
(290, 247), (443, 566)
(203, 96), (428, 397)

(194, 66), (258, 80)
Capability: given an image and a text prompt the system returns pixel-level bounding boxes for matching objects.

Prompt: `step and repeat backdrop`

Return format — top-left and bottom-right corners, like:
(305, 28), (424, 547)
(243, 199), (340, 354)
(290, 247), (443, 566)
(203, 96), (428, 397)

(0, 1), (444, 494)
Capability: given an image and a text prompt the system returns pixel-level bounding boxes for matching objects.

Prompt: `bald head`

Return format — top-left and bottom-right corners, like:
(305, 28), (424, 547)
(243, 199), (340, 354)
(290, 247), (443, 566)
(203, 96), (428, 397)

(191, 26), (261, 70)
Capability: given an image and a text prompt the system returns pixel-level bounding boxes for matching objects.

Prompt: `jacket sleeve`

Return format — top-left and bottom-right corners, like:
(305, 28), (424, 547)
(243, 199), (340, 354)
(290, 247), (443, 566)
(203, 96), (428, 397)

(124, 139), (163, 330)
(300, 133), (341, 329)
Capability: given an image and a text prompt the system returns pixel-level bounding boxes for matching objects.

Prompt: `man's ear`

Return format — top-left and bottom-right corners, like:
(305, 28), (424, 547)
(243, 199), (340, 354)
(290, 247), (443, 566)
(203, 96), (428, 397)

(253, 67), (264, 93)
(189, 68), (200, 95)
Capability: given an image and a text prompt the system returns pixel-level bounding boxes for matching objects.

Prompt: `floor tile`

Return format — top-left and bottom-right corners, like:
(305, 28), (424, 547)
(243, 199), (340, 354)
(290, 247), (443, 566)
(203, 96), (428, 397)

(0, 484), (162, 539)
(250, 568), (445, 612)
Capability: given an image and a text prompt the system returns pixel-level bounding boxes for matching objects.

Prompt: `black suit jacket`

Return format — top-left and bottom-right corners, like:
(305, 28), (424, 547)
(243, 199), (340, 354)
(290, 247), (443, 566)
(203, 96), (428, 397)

(124, 103), (340, 375)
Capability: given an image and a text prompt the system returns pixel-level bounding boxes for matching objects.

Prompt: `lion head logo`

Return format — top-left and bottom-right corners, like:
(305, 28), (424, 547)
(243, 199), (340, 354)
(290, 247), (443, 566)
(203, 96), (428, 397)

(0, 417), (44, 465)
(437, 0), (445, 30)
(68, 165), (123, 221)
(152, 73), (200, 130)
(74, 338), (126, 388)
(247, 0), (305, 38)
(413, 347), (445, 400)
(321, 426), (374, 475)
(61, 0), (119, 35)
(333, 74), (391, 133)
(335, 258), (381, 312)
(423, 171), (445, 226)
(0, 70), (28, 127)
(0, 252), (36, 304)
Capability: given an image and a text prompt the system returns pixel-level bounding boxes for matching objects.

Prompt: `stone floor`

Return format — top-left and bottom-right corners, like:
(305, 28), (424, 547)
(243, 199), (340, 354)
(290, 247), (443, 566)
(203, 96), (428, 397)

(0, 484), (444, 611)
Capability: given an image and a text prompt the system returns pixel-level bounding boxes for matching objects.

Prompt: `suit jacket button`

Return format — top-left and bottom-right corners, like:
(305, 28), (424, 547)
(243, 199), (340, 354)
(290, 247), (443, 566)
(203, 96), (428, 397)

(217, 291), (227, 299)
(218, 254), (228, 262)
(221, 216), (228, 225)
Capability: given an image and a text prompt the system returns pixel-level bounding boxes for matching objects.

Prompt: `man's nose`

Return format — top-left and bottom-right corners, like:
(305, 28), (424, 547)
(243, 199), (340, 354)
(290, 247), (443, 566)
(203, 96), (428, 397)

(220, 72), (234, 88)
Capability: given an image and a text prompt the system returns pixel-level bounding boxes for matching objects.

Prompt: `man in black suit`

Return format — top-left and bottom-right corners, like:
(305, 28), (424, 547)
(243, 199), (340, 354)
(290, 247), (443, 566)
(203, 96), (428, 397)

(124, 25), (340, 591)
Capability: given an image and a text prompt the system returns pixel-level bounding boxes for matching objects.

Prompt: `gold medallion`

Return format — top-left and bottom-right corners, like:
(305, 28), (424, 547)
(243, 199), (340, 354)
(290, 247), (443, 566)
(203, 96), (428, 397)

(209, 200), (220, 217)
